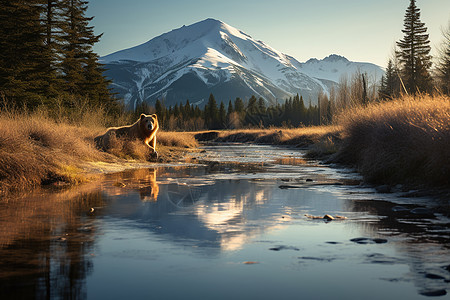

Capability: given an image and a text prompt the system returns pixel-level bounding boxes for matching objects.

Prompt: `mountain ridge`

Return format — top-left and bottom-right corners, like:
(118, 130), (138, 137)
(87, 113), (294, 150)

(101, 18), (383, 109)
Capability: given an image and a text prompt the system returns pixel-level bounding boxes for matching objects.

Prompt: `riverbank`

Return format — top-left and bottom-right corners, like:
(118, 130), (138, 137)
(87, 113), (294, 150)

(195, 95), (450, 191)
(0, 110), (198, 196)
(334, 94), (449, 189)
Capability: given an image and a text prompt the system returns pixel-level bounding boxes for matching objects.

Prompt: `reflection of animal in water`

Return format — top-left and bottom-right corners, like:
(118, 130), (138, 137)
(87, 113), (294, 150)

(107, 168), (159, 201)
(138, 169), (159, 202)
(94, 113), (159, 158)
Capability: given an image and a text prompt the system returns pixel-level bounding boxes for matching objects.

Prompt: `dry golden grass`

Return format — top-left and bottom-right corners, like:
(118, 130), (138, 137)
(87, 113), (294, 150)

(158, 131), (199, 148)
(0, 107), (199, 195)
(0, 111), (106, 195)
(208, 126), (341, 147)
(334, 94), (450, 186)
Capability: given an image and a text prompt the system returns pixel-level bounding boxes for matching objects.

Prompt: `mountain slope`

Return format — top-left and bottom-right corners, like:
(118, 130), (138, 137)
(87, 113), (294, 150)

(102, 18), (383, 109)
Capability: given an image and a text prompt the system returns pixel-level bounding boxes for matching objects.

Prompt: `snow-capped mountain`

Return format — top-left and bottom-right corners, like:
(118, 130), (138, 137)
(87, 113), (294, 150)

(102, 18), (383, 110)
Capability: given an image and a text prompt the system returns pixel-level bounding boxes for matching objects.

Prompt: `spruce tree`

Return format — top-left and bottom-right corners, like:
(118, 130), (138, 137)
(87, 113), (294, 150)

(396, 0), (432, 94)
(257, 97), (266, 114)
(435, 22), (450, 95)
(60, 0), (112, 106)
(218, 101), (226, 129)
(40, 0), (65, 98)
(379, 59), (401, 99)
(0, 0), (52, 107)
(205, 93), (218, 129)
(234, 97), (245, 115)
(246, 95), (258, 115)
(227, 100), (233, 115)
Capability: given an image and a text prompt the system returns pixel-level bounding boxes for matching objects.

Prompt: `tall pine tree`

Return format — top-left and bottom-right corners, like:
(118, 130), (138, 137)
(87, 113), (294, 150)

(60, 0), (112, 107)
(0, 0), (53, 107)
(435, 22), (450, 95)
(379, 59), (401, 99)
(204, 93), (218, 129)
(396, 0), (432, 94)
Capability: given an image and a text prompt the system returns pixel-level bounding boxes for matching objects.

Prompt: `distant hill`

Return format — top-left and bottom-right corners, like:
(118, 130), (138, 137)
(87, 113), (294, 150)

(102, 18), (383, 109)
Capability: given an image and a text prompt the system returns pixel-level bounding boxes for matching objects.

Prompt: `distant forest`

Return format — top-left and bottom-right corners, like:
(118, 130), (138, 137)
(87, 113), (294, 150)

(140, 93), (330, 131)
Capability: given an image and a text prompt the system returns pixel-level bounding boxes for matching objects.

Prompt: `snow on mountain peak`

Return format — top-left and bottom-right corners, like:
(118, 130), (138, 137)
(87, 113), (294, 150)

(101, 19), (383, 110)
(323, 54), (349, 62)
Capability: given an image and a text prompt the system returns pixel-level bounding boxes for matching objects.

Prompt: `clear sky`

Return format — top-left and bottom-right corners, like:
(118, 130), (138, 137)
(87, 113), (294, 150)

(87, 0), (449, 68)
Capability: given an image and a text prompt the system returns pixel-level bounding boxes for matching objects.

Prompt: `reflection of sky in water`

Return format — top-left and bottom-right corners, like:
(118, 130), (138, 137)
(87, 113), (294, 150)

(0, 145), (449, 299)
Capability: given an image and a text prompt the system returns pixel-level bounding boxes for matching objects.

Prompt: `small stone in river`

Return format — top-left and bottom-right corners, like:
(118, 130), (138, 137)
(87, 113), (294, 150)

(350, 237), (371, 244)
(425, 273), (446, 280)
(410, 207), (433, 215)
(372, 238), (388, 244)
(392, 206), (409, 212)
(306, 178), (313, 182)
(376, 185), (391, 193)
(443, 265), (450, 273)
(350, 237), (387, 244)
(419, 290), (447, 297)
(269, 245), (300, 251)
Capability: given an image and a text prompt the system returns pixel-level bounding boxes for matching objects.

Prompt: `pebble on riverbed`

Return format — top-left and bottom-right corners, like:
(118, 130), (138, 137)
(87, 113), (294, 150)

(350, 237), (388, 244)
(305, 214), (347, 221)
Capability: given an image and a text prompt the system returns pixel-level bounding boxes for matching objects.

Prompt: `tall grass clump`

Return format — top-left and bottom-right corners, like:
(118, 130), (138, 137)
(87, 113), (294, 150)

(334, 95), (449, 186)
(0, 109), (107, 195)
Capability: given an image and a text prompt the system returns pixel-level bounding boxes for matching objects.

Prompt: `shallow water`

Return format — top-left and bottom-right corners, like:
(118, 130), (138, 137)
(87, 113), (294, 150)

(1, 144), (449, 299)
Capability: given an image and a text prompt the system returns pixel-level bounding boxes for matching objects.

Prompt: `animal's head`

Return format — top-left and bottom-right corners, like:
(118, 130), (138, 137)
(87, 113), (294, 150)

(140, 113), (158, 132)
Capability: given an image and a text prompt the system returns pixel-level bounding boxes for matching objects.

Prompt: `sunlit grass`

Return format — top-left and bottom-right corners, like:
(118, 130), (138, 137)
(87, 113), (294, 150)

(200, 126), (341, 146)
(334, 94), (450, 186)
(0, 107), (199, 196)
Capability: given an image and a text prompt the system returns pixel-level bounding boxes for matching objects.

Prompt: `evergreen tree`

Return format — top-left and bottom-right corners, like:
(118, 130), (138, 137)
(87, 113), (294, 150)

(155, 99), (165, 127)
(60, 0), (112, 106)
(379, 59), (401, 99)
(0, 0), (52, 107)
(218, 101), (226, 129)
(227, 100), (233, 116)
(257, 97), (266, 114)
(245, 95), (259, 125)
(234, 97), (245, 115)
(435, 22), (450, 95)
(396, 0), (432, 94)
(40, 0), (65, 97)
(184, 100), (191, 117)
(247, 95), (258, 115)
(204, 93), (218, 129)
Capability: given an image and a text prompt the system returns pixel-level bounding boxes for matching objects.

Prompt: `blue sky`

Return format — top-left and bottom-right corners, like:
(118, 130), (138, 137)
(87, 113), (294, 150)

(87, 0), (449, 67)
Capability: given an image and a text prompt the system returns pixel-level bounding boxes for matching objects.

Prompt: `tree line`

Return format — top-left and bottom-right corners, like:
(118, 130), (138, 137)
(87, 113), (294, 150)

(141, 93), (327, 131)
(0, 0), (118, 112)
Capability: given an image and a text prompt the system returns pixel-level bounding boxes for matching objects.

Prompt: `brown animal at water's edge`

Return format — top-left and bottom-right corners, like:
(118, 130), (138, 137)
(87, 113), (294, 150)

(94, 113), (159, 159)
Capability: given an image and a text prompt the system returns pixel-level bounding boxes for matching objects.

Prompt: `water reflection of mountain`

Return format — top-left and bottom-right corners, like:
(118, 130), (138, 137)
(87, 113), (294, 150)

(0, 184), (105, 299)
(102, 166), (348, 255)
(102, 177), (288, 254)
(346, 199), (450, 296)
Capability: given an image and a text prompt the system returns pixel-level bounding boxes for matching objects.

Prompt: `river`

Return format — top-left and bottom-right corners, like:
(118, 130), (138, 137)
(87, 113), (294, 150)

(0, 144), (449, 299)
